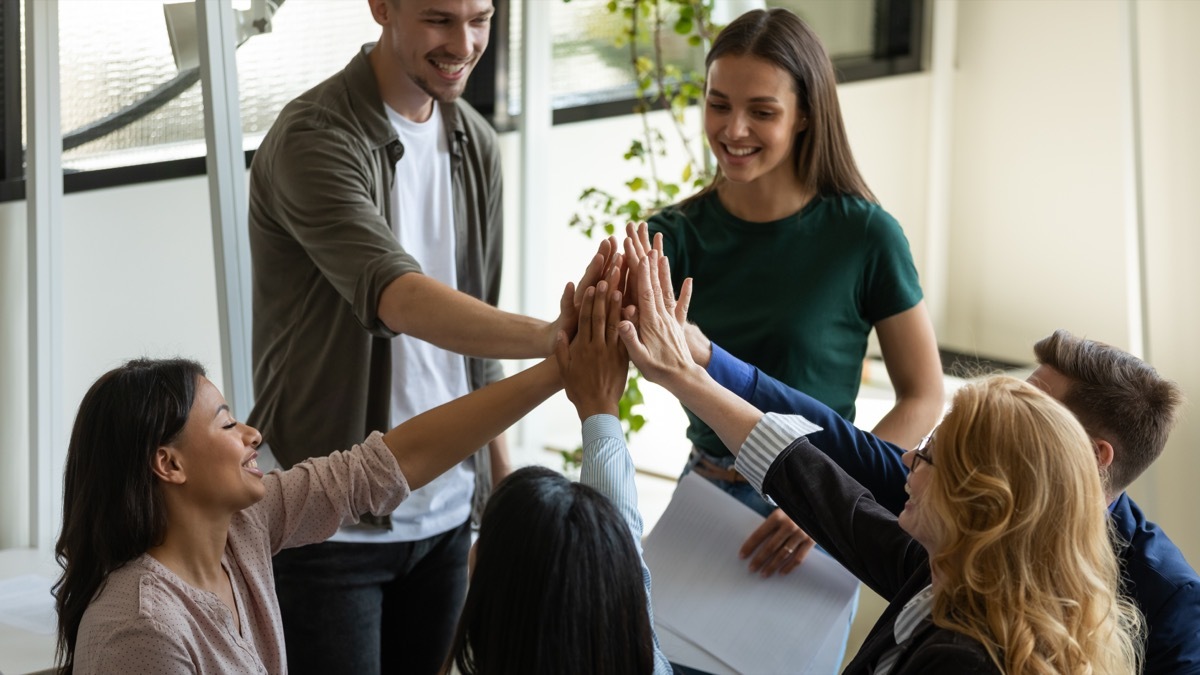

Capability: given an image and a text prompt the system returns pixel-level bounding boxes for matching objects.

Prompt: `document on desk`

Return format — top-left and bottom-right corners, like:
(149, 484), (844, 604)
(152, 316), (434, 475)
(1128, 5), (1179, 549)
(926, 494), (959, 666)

(644, 473), (860, 674)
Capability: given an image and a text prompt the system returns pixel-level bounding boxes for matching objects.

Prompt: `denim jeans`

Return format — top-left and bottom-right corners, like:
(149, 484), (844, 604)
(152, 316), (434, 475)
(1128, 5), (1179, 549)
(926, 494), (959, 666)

(272, 519), (471, 675)
(671, 450), (858, 675)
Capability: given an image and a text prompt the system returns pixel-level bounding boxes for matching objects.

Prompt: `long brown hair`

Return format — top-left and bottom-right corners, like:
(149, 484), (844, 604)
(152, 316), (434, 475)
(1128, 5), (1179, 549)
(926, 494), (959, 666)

(54, 358), (205, 674)
(690, 8), (876, 205)
(926, 376), (1143, 674)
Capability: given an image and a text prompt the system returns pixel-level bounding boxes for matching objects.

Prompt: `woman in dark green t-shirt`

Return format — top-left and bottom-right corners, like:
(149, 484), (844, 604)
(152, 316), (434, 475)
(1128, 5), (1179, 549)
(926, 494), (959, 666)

(647, 6), (944, 613)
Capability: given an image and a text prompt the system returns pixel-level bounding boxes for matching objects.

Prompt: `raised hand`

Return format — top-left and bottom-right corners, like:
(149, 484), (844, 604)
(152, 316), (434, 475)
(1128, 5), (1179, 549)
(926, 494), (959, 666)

(621, 222), (664, 311)
(554, 280), (629, 420)
(547, 236), (620, 353)
(616, 251), (696, 389)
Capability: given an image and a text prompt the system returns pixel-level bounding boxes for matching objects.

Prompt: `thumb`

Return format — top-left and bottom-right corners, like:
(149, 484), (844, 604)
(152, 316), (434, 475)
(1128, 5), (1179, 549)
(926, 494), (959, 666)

(616, 320), (647, 365)
(553, 330), (570, 374)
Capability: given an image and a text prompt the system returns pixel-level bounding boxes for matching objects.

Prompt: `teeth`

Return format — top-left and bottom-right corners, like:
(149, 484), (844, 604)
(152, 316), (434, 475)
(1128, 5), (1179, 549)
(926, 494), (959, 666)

(434, 61), (466, 74)
(246, 459), (258, 469)
(726, 145), (757, 157)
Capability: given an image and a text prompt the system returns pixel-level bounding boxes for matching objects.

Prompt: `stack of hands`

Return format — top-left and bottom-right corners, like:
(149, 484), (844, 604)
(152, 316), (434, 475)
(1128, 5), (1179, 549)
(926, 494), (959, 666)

(553, 222), (816, 577)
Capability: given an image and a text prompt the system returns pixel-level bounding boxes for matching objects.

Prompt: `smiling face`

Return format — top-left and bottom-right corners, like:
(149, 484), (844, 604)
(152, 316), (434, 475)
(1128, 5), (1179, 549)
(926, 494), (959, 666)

(704, 53), (808, 189)
(898, 434), (940, 552)
(164, 377), (266, 513)
(370, 0), (493, 116)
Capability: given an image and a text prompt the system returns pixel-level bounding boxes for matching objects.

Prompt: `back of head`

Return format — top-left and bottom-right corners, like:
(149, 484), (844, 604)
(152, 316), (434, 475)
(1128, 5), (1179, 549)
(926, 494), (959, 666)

(54, 358), (205, 674)
(925, 376), (1143, 674)
(449, 466), (653, 675)
(1034, 328), (1183, 493)
(704, 8), (874, 201)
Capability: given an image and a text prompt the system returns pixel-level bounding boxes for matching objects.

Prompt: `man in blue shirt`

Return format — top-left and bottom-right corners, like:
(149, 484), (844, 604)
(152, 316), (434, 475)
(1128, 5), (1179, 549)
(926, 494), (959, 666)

(685, 325), (1198, 674)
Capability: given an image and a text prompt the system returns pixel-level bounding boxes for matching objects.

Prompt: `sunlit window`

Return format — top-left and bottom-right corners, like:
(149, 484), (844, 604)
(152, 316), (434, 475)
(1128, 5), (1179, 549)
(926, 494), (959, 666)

(50, 0), (378, 173)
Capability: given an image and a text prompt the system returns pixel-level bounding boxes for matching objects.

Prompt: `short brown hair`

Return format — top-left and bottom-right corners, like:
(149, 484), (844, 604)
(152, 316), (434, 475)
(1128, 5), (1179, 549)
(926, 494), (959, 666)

(1034, 329), (1184, 493)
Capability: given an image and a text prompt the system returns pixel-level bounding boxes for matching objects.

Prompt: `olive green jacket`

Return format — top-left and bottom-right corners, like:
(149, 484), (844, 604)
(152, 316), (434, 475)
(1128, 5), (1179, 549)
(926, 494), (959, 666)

(247, 44), (504, 518)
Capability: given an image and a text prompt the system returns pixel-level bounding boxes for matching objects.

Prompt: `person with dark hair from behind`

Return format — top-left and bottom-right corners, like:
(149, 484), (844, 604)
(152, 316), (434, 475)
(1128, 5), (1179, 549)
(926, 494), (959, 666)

(448, 279), (673, 674)
(617, 251), (1143, 673)
(52, 319), (576, 674)
(685, 321), (1199, 670)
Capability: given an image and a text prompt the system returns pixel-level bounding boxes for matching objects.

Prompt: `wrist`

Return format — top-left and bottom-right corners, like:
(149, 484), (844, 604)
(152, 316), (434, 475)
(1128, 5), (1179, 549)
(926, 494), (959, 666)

(575, 401), (620, 421)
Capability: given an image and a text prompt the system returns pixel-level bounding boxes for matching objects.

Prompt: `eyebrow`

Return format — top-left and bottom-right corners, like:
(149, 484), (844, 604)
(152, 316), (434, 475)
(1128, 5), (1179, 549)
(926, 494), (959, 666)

(214, 404), (230, 420)
(707, 88), (781, 104)
(419, 8), (494, 20)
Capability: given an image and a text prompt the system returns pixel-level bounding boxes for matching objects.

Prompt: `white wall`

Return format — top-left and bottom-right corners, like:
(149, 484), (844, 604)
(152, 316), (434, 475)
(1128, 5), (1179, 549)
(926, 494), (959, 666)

(0, 178), (225, 548)
(940, 0), (1199, 563)
(943, 0), (1133, 358)
(1130, 0), (1200, 559)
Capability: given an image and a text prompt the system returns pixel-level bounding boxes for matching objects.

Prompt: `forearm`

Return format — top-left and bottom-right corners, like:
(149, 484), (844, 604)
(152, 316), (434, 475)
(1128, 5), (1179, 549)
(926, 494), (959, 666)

(665, 365), (764, 455)
(870, 392), (944, 449)
(487, 434), (512, 489)
(379, 273), (552, 359)
(383, 359), (560, 490)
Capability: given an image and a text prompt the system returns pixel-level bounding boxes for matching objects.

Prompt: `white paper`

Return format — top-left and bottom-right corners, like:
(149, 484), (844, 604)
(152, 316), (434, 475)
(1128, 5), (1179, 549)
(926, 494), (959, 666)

(645, 474), (860, 674)
(0, 574), (57, 635)
(656, 623), (739, 675)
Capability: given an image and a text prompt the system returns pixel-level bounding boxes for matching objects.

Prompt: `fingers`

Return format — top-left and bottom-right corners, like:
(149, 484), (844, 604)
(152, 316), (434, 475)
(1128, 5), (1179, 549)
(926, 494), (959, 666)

(742, 510), (807, 577)
(677, 277), (693, 324)
(780, 534), (816, 575)
(739, 517), (775, 560)
(657, 251), (675, 314)
(575, 236), (614, 306)
(579, 284), (598, 343)
(587, 281), (607, 344)
(606, 287), (623, 347)
(553, 329), (570, 376)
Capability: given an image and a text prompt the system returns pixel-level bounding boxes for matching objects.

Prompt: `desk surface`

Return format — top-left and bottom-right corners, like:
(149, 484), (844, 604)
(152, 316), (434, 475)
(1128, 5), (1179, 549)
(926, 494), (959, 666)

(0, 548), (59, 675)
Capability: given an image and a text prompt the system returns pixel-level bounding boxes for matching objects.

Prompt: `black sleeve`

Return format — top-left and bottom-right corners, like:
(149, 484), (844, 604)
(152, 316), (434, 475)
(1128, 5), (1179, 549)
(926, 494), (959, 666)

(762, 436), (929, 602)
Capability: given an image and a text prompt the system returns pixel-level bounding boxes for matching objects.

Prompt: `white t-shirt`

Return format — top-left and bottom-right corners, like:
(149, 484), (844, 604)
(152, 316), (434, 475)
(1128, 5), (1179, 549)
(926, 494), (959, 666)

(330, 101), (474, 543)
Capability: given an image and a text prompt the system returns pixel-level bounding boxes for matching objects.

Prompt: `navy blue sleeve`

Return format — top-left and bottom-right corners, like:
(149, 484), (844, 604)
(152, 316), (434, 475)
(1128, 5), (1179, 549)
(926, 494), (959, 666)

(708, 342), (911, 514)
(1143, 577), (1200, 674)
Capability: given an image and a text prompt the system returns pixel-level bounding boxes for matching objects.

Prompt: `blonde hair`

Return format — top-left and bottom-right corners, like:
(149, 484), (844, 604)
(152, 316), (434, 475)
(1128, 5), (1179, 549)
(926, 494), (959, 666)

(924, 376), (1143, 674)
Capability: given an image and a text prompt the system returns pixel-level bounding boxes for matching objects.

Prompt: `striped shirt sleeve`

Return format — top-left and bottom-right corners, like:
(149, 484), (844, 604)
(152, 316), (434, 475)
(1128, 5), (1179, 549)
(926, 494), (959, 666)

(735, 413), (824, 494)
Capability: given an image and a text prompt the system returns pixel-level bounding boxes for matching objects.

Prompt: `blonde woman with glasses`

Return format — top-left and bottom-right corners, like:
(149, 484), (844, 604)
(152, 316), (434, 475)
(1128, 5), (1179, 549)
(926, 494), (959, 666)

(618, 251), (1143, 674)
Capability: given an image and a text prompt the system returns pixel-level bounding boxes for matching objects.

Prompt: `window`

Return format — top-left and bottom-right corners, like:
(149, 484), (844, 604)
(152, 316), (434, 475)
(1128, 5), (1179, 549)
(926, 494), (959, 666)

(1, 0), (380, 199)
(502, 0), (924, 125)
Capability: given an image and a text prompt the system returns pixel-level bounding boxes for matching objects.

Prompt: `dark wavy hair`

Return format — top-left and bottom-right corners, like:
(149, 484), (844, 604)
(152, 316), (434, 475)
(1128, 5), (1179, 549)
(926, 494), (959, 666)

(53, 358), (205, 674)
(691, 7), (875, 204)
(448, 466), (654, 675)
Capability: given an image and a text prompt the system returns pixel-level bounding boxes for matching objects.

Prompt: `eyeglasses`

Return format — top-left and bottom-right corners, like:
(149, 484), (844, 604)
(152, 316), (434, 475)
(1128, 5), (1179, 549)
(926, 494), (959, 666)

(911, 435), (935, 470)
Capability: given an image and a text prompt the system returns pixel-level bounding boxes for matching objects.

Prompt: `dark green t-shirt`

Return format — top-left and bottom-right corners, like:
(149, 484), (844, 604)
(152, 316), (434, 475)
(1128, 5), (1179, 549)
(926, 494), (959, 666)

(648, 191), (923, 458)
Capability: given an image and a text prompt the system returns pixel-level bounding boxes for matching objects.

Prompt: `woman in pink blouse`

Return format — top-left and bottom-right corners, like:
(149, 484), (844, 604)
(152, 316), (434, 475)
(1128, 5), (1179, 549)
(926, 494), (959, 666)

(53, 353), (563, 675)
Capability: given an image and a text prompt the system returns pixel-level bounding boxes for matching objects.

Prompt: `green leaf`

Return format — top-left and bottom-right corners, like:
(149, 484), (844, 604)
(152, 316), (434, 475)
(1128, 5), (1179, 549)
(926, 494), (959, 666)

(674, 17), (693, 35)
(606, 0), (618, 11)
(682, 163), (693, 182)
(627, 414), (646, 432)
(616, 200), (643, 220)
(604, 223), (616, 236)
(688, 34), (702, 47)
(626, 177), (646, 191)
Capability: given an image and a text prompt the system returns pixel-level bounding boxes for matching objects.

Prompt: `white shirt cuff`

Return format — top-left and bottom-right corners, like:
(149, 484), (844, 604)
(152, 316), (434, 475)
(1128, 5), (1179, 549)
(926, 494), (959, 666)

(734, 413), (823, 493)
